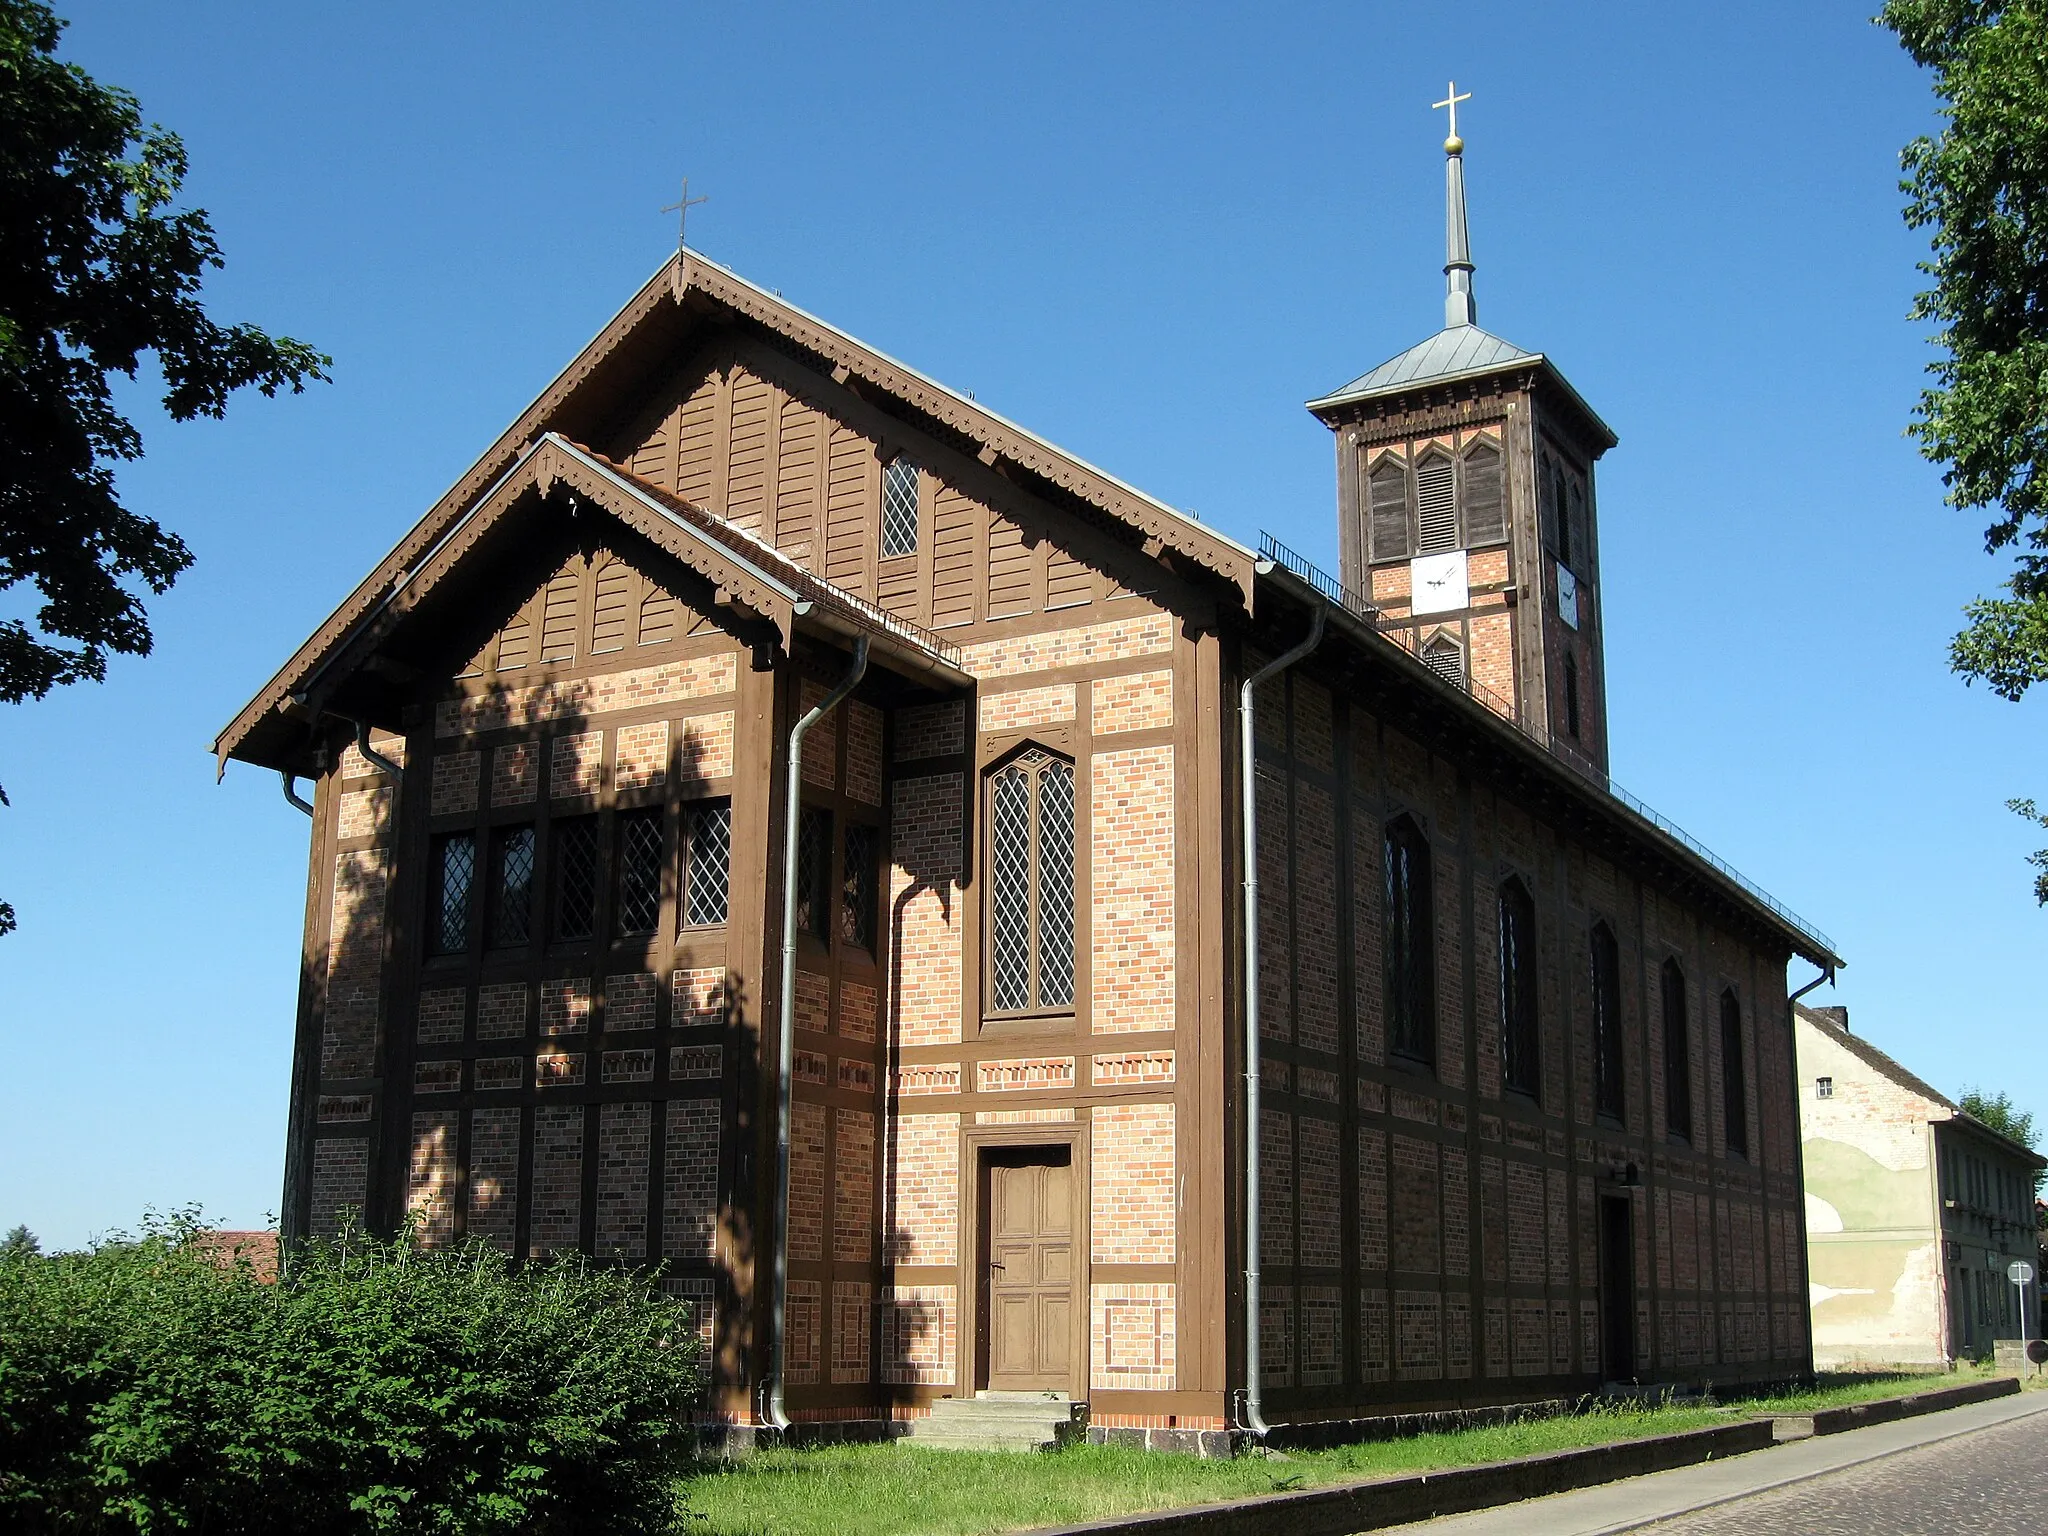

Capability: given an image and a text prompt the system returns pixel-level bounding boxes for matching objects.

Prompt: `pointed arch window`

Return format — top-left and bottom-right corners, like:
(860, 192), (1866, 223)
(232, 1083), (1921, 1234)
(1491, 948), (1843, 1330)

(986, 748), (1076, 1015)
(881, 455), (922, 559)
(1662, 959), (1692, 1144)
(1384, 815), (1437, 1066)
(1462, 440), (1505, 545)
(1415, 452), (1458, 555)
(1368, 455), (1411, 562)
(1721, 990), (1749, 1157)
(1590, 921), (1624, 1122)
(1422, 633), (1465, 689)
(1498, 878), (1539, 1099)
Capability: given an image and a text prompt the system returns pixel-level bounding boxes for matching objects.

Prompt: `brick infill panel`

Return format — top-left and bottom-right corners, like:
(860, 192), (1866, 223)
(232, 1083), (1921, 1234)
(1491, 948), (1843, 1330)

(437, 651), (738, 736)
(1092, 1050), (1176, 1087)
(894, 1063), (961, 1097)
(979, 683), (1077, 733)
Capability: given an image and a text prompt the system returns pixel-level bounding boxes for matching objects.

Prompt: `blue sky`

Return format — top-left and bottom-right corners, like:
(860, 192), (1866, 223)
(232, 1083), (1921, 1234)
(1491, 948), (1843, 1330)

(4, 2), (2041, 1247)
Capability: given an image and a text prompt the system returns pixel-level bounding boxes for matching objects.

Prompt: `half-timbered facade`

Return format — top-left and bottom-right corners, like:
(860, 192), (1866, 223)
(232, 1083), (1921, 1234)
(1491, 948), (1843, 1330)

(220, 138), (1838, 1447)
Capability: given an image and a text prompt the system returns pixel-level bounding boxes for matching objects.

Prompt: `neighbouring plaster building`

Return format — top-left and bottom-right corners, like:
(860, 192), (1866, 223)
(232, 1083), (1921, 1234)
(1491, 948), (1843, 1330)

(217, 125), (1839, 1445)
(1794, 1004), (2044, 1366)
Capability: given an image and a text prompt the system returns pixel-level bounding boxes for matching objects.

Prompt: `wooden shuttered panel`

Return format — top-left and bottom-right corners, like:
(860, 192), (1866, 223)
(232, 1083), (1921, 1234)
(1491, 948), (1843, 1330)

(539, 569), (580, 663)
(931, 483), (980, 628)
(1368, 457), (1411, 562)
(986, 514), (1035, 619)
(1046, 546), (1093, 610)
(726, 376), (772, 535)
(591, 562), (631, 653)
(775, 395), (819, 569)
(637, 585), (677, 646)
(496, 607), (531, 671)
(1461, 443), (1505, 546)
(1415, 456), (1457, 555)
(676, 376), (719, 505)
(823, 425), (871, 593)
(626, 410), (672, 484)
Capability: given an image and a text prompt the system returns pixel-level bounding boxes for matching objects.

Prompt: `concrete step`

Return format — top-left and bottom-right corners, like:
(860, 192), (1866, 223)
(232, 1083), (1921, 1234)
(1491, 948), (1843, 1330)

(904, 1392), (1085, 1452)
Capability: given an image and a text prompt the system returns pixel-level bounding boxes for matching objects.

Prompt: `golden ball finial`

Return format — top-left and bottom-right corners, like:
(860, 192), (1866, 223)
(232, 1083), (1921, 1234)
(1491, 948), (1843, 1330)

(1445, 134), (1464, 155)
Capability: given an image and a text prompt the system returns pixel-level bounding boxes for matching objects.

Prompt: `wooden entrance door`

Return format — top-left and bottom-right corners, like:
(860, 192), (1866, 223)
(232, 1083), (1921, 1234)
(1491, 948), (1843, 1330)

(982, 1149), (1075, 1390)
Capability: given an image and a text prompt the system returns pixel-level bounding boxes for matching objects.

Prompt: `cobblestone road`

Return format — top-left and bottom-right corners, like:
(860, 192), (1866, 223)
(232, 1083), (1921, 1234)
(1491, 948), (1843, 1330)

(1642, 1407), (2048, 1534)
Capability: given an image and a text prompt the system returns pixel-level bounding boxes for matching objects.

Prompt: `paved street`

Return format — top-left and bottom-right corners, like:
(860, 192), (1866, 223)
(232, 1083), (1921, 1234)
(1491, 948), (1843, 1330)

(1404, 1391), (2048, 1536)
(1642, 1407), (2048, 1533)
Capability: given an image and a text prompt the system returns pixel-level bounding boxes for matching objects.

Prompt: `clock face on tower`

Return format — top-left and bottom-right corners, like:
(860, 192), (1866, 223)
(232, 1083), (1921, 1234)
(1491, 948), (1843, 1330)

(1556, 563), (1580, 630)
(1410, 551), (1469, 616)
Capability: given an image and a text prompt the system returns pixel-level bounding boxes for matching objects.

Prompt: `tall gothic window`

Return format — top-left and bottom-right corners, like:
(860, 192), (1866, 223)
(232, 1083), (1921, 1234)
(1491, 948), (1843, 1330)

(680, 800), (731, 928)
(1662, 959), (1693, 1143)
(551, 815), (601, 941)
(987, 749), (1076, 1014)
(881, 455), (921, 558)
(1721, 990), (1749, 1157)
(615, 807), (665, 936)
(840, 822), (878, 953)
(1498, 878), (1539, 1099)
(796, 807), (834, 941)
(1590, 921), (1624, 1122)
(1384, 816), (1436, 1066)
(488, 825), (536, 948)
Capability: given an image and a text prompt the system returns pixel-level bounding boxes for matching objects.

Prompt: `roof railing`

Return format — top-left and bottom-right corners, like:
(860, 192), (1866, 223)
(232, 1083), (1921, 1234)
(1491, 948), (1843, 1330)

(1257, 532), (1837, 959)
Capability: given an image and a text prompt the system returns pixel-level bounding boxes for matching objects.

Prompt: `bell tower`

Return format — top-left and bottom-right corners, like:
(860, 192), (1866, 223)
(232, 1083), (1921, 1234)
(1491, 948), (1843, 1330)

(1307, 86), (1617, 778)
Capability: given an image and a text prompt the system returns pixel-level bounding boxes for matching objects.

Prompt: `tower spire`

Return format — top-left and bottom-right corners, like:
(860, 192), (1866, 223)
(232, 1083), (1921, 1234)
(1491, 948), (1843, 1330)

(1433, 82), (1476, 329)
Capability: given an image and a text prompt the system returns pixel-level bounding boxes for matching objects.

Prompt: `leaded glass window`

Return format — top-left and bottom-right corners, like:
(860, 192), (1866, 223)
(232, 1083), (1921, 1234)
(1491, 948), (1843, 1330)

(489, 825), (535, 948)
(841, 822), (877, 952)
(1383, 816), (1435, 1065)
(1662, 959), (1692, 1143)
(1721, 990), (1748, 1157)
(1591, 922), (1624, 1122)
(681, 800), (731, 928)
(797, 807), (833, 941)
(552, 815), (600, 941)
(986, 749), (1075, 1014)
(616, 807), (664, 935)
(429, 832), (476, 954)
(1498, 878), (1539, 1099)
(881, 456), (920, 558)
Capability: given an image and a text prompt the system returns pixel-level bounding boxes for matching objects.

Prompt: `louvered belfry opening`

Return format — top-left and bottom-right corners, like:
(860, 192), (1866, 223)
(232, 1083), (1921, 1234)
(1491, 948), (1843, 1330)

(1368, 457), (1411, 562)
(988, 748), (1077, 1014)
(1461, 441), (1504, 545)
(1422, 634), (1465, 688)
(1414, 456), (1458, 555)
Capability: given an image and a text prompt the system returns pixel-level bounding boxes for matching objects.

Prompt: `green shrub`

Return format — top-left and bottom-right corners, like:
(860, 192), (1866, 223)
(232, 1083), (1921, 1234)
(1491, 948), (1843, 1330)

(0, 1211), (702, 1534)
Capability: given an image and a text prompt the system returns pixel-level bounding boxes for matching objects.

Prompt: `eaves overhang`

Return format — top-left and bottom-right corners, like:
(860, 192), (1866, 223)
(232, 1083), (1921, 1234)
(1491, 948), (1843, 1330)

(1306, 348), (1619, 455)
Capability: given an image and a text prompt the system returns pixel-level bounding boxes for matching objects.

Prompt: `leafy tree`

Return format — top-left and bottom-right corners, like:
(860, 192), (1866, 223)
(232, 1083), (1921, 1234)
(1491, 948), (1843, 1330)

(1959, 1087), (2044, 1194)
(0, 1225), (38, 1257)
(0, 0), (330, 934)
(1881, 0), (2048, 901)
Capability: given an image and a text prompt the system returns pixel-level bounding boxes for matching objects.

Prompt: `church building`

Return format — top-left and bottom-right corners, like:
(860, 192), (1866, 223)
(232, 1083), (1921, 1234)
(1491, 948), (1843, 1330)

(217, 111), (1840, 1448)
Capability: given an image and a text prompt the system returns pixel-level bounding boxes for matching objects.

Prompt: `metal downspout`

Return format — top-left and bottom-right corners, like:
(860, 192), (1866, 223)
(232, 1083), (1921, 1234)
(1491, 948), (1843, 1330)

(1786, 961), (1835, 1378)
(281, 772), (314, 816)
(763, 637), (869, 1434)
(350, 719), (404, 781)
(1239, 603), (1324, 1439)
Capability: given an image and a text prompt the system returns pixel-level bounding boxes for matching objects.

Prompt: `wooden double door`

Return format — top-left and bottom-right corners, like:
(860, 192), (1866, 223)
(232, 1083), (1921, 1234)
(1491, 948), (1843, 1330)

(979, 1148), (1078, 1391)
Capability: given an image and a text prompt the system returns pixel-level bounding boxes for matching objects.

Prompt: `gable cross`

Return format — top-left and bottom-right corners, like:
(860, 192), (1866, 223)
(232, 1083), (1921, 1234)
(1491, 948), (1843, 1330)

(662, 177), (709, 253)
(1432, 81), (1471, 142)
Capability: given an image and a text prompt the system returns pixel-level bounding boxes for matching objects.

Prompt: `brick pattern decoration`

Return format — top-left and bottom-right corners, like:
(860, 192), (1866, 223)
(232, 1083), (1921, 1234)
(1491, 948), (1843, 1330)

(677, 710), (735, 784)
(321, 849), (388, 1078)
(978, 683), (1076, 733)
(1091, 1049), (1175, 1086)
(894, 1063), (961, 1097)
(1302, 1285), (1345, 1386)
(832, 1281), (873, 1382)
(664, 1100), (721, 1260)
(1091, 1283), (1177, 1390)
(787, 1280), (822, 1386)
(541, 979), (591, 1037)
(416, 988), (465, 1044)
(671, 967), (727, 1026)
(437, 651), (738, 736)
(879, 1285), (956, 1385)
(660, 1277), (718, 1360)
(405, 1112), (459, 1246)
(1092, 1102), (1175, 1263)
(468, 1107), (519, 1250)
(337, 734), (407, 778)
(338, 786), (393, 841)
(840, 980), (878, 1043)
(845, 701), (884, 805)
(604, 972), (656, 1032)
(491, 742), (538, 807)
(959, 612), (1172, 680)
(528, 1105), (582, 1256)
(477, 982), (528, 1040)
(893, 700), (966, 761)
(1090, 746), (1175, 1033)
(1090, 668), (1173, 735)
(885, 1113), (958, 1265)
(835, 1109), (875, 1264)
(535, 1052), (584, 1088)
(669, 1045), (722, 1080)
(789, 1101), (827, 1262)
(889, 773), (963, 1045)
(430, 751), (479, 816)
(596, 1102), (650, 1256)
(799, 678), (839, 789)
(976, 1056), (1076, 1093)
(414, 1060), (461, 1095)
(613, 720), (669, 791)
(550, 730), (604, 801)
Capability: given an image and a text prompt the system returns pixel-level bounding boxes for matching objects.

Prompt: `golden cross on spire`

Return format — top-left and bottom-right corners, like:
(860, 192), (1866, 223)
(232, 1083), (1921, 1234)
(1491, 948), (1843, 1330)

(662, 176), (709, 253)
(1432, 81), (1471, 146)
